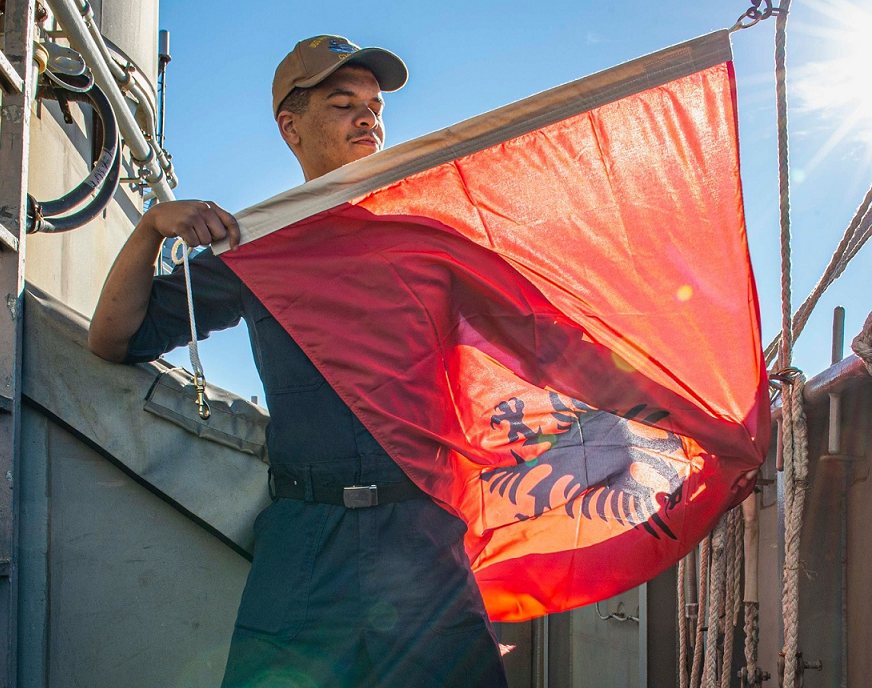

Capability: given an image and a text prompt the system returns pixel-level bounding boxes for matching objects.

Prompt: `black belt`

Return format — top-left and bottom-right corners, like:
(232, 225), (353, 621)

(271, 473), (427, 509)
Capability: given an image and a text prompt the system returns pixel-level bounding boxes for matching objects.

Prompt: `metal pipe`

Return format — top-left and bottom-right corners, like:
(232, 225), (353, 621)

(685, 548), (699, 643)
(828, 306), (846, 454)
(832, 306), (846, 364)
(770, 355), (869, 422)
(828, 393), (842, 454)
(73, 0), (176, 186)
(157, 29), (171, 149)
(45, 0), (175, 202)
(830, 306), (848, 688)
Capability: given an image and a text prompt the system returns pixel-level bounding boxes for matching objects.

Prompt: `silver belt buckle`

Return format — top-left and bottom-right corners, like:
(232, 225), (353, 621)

(343, 485), (378, 508)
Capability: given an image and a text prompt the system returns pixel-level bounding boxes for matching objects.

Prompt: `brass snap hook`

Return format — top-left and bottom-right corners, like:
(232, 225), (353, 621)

(193, 371), (211, 420)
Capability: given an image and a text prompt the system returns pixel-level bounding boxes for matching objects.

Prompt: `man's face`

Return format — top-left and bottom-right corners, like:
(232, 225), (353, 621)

(278, 65), (386, 181)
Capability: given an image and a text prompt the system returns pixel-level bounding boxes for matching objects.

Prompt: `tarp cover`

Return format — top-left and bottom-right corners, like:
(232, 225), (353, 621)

(217, 30), (769, 621)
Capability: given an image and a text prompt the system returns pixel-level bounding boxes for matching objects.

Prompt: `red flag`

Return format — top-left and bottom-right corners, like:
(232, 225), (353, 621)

(218, 31), (768, 621)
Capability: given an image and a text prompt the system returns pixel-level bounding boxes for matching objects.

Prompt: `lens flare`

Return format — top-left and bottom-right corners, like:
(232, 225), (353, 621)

(793, 1), (872, 173)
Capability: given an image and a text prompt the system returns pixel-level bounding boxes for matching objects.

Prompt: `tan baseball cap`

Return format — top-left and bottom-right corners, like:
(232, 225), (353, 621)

(272, 35), (408, 117)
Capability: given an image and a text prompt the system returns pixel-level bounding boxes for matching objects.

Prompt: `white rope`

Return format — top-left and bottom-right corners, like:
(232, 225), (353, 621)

(171, 238), (204, 377)
(171, 238), (211, 420)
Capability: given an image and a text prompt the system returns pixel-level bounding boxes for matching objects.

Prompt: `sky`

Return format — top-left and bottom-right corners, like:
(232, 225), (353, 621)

(157, 0), (872, 404)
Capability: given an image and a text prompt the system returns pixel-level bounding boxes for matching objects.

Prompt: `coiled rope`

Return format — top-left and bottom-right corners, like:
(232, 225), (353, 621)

(851, 310), (872, 375)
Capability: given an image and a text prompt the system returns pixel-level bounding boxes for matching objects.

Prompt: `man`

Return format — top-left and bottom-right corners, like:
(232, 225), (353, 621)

(89, 36), (509, 688)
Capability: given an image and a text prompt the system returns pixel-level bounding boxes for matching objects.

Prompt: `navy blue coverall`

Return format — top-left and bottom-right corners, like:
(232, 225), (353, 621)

(124, 249), (508, 688)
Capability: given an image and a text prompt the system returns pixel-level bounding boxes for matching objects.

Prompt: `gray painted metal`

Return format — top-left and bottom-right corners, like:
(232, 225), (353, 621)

(17, 406), (250, 687)
(97, 0), (159, 86)
(0, 2), (35, 685)
(45, 0), (174, 200)
(16, 409), (49, 688)
(771, 354), (870, 422)
(22, 286), (270, 554)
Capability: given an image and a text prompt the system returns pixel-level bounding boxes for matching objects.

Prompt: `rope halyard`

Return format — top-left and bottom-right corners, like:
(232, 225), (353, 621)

(775, 0), (793, 376)
(690, 533), (711, 688)
(769, 3), (812, 686)
(741, 482), (766, 687)
(721, 507), (743, 688)
(678, 557), (689, 688)
(743, 601), (760, 686)
(780, 369), (808, 687)
(171, 238), (211, 420)
(702, 516), (727, 688)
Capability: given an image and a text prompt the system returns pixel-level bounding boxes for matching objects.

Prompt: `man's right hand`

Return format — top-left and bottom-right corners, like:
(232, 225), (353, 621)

(138, 200), (241, 250)
(88, 199), (240, 362)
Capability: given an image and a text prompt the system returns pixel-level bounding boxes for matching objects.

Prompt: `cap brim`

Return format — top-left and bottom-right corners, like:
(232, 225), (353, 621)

(296, 47), (408, 93)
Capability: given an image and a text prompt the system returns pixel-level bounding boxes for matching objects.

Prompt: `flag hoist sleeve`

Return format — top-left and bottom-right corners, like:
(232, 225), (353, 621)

(216, 30), (769, 622)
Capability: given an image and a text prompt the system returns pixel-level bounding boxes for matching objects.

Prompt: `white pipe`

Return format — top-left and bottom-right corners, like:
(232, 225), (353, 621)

(74, 1), (176, 186)
(46, 0), (175, 202)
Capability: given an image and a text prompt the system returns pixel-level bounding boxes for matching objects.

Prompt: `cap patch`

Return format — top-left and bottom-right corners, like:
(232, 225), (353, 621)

(329, 39), (358, 54)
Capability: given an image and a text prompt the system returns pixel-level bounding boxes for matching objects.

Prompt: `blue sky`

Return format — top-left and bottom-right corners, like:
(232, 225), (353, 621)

(158, 0), (872, 404)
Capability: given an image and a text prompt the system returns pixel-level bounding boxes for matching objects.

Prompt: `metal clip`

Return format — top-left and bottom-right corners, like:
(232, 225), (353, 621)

(777, 651), (821, 688)
(193, 372), (211, 420)
(730, 0), (785, 32)
(738, 666), (771, 687)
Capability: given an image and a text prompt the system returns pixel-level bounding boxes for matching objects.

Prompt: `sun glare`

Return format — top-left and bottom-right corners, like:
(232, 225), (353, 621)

(793, 0), (872, 173)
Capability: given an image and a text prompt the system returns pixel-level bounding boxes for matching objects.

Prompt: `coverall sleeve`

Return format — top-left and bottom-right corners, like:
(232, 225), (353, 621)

(123, 247), (244, 364)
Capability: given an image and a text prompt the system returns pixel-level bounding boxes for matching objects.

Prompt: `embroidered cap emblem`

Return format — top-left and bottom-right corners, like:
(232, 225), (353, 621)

(328, 39), (358, 54)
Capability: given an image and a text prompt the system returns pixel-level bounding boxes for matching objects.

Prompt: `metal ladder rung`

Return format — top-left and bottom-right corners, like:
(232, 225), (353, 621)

(0, 48), (25, 94)
(0, 222), (20, 253)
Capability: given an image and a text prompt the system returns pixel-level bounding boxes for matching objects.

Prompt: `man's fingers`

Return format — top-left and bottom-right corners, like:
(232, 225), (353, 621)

(191, 217), (212, 247)
(211, 204), (241, 250)
(200, 203), (229, 243)
(146, 200), (238, 249)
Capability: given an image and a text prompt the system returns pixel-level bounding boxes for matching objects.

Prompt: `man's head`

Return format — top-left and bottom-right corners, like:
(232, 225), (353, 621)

(272, 36), (407, 181)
